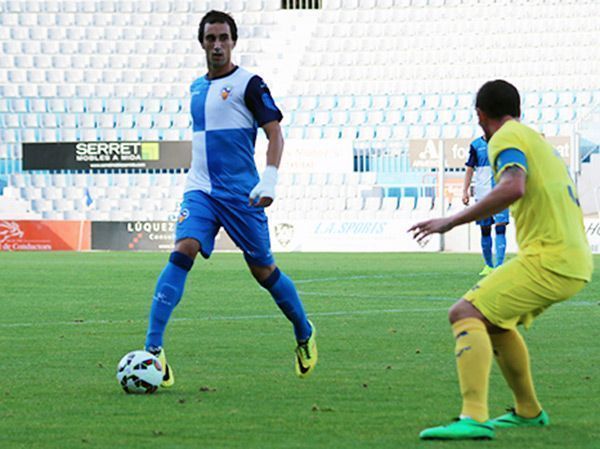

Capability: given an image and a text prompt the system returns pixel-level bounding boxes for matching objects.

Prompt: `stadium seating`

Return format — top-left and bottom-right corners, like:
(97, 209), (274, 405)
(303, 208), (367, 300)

(0, 0), (599, 220)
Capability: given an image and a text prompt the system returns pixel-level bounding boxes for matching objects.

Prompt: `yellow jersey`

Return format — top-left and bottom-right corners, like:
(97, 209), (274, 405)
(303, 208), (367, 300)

(488, 120), (592, 281)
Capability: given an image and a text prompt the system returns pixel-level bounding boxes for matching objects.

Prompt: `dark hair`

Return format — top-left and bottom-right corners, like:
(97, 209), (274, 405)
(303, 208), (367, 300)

(475, 80), (521, 119)
(198, 10), (237, 43)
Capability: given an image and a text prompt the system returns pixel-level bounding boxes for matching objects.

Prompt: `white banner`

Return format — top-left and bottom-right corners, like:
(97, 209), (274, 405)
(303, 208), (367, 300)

(255, 138), (353, 173)
(269, 219), (441, 252)
(585, 218), (600, 254)
(409, 136), (571, 169)
(264, 218), (597, 254)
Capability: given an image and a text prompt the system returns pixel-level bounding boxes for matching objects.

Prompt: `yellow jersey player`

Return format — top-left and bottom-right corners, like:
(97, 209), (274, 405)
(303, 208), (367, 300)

(409, 79), (593, 441)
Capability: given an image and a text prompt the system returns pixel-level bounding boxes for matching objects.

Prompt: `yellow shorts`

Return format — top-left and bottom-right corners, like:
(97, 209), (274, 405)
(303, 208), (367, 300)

(463, 254), (586, 330)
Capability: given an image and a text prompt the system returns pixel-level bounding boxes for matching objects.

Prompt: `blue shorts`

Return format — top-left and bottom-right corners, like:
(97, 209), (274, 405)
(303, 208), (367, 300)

(175, 190), (275, 266)
(477, 208), (510, 227)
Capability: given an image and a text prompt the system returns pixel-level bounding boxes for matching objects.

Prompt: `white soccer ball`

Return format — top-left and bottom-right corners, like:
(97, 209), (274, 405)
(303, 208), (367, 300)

(116, 350), (163, 394)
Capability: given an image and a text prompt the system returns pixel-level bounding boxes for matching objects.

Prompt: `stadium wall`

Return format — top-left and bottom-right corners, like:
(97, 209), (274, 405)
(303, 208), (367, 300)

(2, 217), (599, 253)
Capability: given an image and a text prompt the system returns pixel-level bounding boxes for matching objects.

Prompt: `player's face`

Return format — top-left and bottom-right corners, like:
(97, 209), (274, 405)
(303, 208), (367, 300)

(201, 22), (236, 71)
(476, 108), (493, 141)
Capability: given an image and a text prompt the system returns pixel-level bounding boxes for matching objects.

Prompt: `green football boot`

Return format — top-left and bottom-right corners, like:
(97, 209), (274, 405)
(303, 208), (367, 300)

(479, 265), (495, 276)
(491, 409), (550, 429)
(419, 418), (495, 440)
(295, 321), (317, 379)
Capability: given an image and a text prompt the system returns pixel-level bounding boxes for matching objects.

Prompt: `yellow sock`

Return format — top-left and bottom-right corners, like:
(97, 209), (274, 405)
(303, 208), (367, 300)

(490, 329), (542, 418)
(452, 318), (493, 422)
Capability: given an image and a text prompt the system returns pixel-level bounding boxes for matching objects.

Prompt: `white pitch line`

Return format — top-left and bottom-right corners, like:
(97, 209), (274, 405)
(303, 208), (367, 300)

(0, 300), (595, 330)
(1, 273), (595, 329)
(294, 273), (442, 284)
(298, 291), (453, 302)
(0, 306), (449, 329)
(298, 290), (600, 307)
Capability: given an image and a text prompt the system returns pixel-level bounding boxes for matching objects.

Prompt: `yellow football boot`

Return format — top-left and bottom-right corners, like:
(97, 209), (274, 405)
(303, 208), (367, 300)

(295, 321), (318, 379)
(150, 347), (175, 388)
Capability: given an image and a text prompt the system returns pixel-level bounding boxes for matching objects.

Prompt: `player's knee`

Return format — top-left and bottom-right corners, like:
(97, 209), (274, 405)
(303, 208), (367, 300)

(174, 238), (201, 260)
(495, 224), (506, 235)
(251, 264), (277, 286)
(480, 226), (491, 237)
(448, 303), (464, 323)
(448, 299), (482, 324)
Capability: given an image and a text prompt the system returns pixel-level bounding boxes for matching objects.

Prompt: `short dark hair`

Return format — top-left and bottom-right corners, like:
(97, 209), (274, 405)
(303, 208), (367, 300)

(198, 10), (237, 43)
(475, 80), (521, 119)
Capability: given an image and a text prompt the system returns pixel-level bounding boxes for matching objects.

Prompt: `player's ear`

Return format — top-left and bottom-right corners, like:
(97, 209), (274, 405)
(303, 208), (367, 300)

(475, 108), (486, 125)
(198, 25), (205, 49)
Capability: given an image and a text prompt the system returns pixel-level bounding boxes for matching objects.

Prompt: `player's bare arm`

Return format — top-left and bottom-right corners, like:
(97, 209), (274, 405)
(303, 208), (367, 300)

(410, 166), (526, 243)
(263, 120), (284, 168)
(249, 120), (284, 208)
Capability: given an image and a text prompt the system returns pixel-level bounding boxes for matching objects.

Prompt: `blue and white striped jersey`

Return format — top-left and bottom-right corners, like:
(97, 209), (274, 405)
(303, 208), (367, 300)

(185, 66), (282, 202)
(466, 136), (494, 201)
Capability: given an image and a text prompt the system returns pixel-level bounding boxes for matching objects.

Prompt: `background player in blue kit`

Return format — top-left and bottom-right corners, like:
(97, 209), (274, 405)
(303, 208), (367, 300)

(143, 10), (317, 386)
(462, 136), (509, 276)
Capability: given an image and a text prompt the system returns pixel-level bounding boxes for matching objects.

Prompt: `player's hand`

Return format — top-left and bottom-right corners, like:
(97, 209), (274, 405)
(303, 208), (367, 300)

(408, 217), (454, 244)
(249, 165), (278, 208)
(462, 192), (470, 205)
(249, 196), (273, 208)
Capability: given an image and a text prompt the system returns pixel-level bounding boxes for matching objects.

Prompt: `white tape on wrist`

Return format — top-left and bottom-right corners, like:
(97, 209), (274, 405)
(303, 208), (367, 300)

(261, 165), (278, 187)
(249, 165), (278, 202)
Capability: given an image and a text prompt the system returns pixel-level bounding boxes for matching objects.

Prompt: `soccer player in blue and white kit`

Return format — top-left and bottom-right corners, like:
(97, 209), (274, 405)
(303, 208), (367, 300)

(462, 136), (509, 276)
(143, 11), (317, 387)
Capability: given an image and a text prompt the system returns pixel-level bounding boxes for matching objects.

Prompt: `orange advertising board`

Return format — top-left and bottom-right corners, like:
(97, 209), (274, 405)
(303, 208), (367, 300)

(0, 220), (91, 251)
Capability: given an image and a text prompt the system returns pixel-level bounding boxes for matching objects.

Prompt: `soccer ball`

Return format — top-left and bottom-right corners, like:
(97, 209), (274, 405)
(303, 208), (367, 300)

(116, 350), (163, 394)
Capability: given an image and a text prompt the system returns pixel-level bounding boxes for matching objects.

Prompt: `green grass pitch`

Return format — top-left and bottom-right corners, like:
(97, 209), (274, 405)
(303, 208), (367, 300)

(1, 252), (599, 449)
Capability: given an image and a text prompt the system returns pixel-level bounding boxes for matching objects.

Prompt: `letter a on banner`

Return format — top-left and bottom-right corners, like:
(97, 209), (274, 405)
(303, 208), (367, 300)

(420, 139), (442, 161)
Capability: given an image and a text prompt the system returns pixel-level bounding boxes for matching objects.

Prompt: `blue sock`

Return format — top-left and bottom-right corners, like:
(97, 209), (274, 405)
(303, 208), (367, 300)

(481, 226), (494, 267)
(261, 268), (312, 342)
(495, 225), (507, 267)
(145, 252), (194, 350)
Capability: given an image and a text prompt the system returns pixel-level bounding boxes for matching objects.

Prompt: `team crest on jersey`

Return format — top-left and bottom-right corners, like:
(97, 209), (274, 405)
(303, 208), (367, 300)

(221, 86), (232, 100)
(178, 208), (190, 224)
